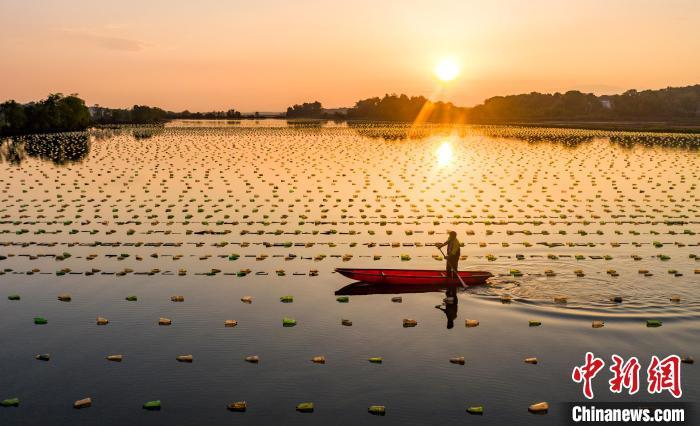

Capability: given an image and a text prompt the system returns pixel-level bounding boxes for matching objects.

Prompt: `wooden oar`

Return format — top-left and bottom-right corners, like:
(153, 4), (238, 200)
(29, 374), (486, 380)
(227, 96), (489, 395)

(437, 246), (467, 288)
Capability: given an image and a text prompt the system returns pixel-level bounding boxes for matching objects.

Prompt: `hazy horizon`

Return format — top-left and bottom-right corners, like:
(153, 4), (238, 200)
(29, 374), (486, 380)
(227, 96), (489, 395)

(1, 0), (699, 111)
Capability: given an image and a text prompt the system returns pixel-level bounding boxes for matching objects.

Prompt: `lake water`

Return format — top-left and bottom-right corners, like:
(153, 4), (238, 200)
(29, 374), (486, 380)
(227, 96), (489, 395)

(0, 120), (698, 425)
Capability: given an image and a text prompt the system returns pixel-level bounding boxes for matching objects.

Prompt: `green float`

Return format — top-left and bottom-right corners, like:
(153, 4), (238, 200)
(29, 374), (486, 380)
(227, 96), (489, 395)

(296, 402), (314, 412)
(467, 406), (484, 415)
(1, 398), (19, 407)
(368, 405), (386, 415)
(646, 320), (662, 327)
(143, 400), (161, 410)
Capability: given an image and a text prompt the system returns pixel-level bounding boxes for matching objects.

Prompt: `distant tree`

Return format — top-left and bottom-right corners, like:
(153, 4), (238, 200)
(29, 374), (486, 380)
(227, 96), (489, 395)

(167, 108), (243, 120)
(286, 101), (323, 118)
(225, 109), (242, 119)
(468, 85), (700, 123)
(346, 94), (467, 123)
(131, 105), (167, 123)
(0, 93), (90, 135)
(0, 100), (27, 134)
(57, 94), (91, 130)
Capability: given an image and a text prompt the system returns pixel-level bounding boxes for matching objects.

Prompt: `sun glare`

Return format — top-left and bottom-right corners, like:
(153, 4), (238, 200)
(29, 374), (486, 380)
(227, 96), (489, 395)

(434, 58), (459, 82)
(436, 141), (453, 165)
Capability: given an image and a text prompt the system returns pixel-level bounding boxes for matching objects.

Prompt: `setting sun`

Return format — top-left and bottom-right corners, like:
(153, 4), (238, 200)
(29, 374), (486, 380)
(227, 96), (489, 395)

(434, 58), (460, 82)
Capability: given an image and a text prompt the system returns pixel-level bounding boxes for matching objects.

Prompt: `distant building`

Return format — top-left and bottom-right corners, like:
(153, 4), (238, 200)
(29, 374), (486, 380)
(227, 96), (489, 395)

(88, 105), (109, 119)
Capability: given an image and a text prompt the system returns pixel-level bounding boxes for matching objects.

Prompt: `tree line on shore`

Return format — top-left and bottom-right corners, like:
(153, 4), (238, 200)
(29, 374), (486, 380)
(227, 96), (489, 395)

(0, 94), (90, 136)
(468, 85), (700, 123)
(90, 106), (248, 124)
(0, 94), (250, 136)
(298, 85), (700, 123)
(1, 85), (699, 136)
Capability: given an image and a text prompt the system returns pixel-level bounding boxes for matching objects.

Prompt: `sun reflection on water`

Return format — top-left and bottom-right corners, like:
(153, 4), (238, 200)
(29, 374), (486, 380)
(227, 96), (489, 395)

(436, 141), (453, 165)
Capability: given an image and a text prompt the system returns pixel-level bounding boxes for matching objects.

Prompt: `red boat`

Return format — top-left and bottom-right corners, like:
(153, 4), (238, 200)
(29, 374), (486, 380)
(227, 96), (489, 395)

(335, 268), (492, 286)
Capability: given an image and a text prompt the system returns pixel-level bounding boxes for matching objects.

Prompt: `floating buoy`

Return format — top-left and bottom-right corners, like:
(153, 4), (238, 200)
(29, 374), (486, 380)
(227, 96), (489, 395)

(106, 354), (123, 362)
(143, 400), (161, 410)
(646, 320), (662, 327)
(34, 317), (48, 325)
(282, 317), (297, 327)
(336, 296), (349, 303)
(465, 319), (479, 328)
(35, 353), (50, 361)
(592, 320), (605, 328)
(57, 294), (71, 302)
(245, 355), (259, 363)
(1, 398), (19, 407)
(227, 401), (246, 412)
(403, 318), (418, 327)
(368, 357), (383, 363)
(171, 295), (184, 302)
(96, 316), (109, 325)
(449, 357), (465, 365)
(466, 406), (484, 415)
(670, 296), (681, 303)
(500, 295), (512, 303)
(280, 295), (293, 303)
(554, 296), (567, 304)
(296, 402), (314, 412)
(7, 294), (20, 301)
(528, 402), (549, 413)
(125, 295), (137, 301)
(241, 296), (253, 304)
(74, 397), (92, 409)
(311, 356), (326, 364)
(158, 317), (172, 325)
(341, 319), (353, 326)
(611, 296), (623, 303)
(529, 320), (542, 327)
(524, 357), (538, 364)
(391, 296), (402, 303)
(368, 405), (385, 416)
(225, 320), (238, 327)
(176, 354), (193, 363)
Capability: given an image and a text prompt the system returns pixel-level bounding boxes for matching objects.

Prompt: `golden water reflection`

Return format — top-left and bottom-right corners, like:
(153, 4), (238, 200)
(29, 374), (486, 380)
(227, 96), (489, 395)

(436, 141), (453, 165)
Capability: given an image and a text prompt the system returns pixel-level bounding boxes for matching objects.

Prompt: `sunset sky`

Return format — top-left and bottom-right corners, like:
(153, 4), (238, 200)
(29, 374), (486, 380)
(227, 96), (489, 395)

(1, 0), (698, 112)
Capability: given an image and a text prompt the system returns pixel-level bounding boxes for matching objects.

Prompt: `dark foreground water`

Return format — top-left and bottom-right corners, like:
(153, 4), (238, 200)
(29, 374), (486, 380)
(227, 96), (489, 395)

(0, 121), (698, 425)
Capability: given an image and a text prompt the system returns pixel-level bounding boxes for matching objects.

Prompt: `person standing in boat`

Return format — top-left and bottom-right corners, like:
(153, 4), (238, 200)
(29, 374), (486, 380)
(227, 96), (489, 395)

(437, 230), (460, 278)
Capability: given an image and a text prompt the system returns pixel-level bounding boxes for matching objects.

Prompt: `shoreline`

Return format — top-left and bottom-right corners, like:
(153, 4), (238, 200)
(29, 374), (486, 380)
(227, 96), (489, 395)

(4, 119), (700, 137)
(172, 118), (700, 134)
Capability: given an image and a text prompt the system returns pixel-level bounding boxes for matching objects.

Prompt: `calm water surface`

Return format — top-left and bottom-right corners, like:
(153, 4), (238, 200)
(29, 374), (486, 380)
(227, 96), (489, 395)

(0, 121), (698, 425)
